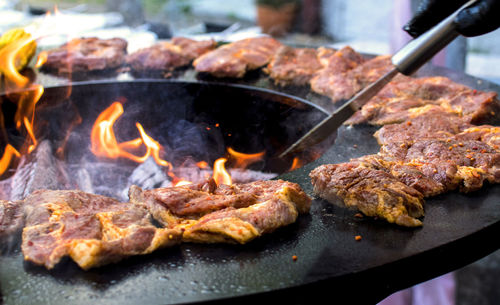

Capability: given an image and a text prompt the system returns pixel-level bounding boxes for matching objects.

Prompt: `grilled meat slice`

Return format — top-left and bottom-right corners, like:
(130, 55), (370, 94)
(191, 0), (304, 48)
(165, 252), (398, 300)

(264, 46), (324, 86)
(170, 37), (216, 59)
(373, 107), (472, 146)
(126, 37), (215, 75)
(310, 157), (425, 227)
(22, 190), (181, 270)
(381, 139), (500, 193)
(312, 54), (410, 103)
(129, 179), (311, 244)
(316, 46), (338, 66)
(449, 89), (500, 125)
(310, 46), (365, 100)
(193, 37), (282, 78)
(346, 76), (500, 125)
(454, 125), (500, 149)
(42, 37), (128, 75)
(0, 200), (24, 242)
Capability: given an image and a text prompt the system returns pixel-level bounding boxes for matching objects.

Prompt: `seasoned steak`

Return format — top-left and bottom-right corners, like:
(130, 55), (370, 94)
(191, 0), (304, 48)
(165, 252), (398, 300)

(310, 157), (425, 227)
(454, 125), (500, 149)
(22, 190), (182, 270)
(346, 76), (500, 125)
(42, 37), (128, 75)
(126, 37), (215, 75)
(0, 200), (24, 241)
(449, 89), (500, 125)
(373, 107), (472, 146)
(312, 54), (409, 103)
(316, 46), (338, 66)
(381, 138), (500, 193)
(264, 46), (323, 86)
(310, 46), (365, 100)
(193, 37), (282, 78)
(129, 179), (311, 244)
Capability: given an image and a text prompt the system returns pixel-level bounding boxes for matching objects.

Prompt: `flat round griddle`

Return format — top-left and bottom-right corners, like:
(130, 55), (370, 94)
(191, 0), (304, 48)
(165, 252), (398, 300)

(1, 69), (500, 305)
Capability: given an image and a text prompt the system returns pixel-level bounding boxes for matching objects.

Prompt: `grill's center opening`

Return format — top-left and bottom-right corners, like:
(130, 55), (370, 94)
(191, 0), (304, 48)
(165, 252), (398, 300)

(0, 81), (329, 202)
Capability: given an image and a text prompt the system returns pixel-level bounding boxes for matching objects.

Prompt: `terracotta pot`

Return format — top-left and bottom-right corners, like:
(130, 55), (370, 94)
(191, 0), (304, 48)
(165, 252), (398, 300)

(257, 3), (298, 37)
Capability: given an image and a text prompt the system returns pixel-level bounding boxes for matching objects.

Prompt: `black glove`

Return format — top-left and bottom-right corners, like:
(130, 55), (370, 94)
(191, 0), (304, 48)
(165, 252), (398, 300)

(404, 0), (500, 38)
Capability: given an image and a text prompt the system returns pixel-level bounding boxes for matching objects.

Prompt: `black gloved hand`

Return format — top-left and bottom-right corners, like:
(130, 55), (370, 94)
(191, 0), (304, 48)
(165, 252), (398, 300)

(404, 0), (500, 38)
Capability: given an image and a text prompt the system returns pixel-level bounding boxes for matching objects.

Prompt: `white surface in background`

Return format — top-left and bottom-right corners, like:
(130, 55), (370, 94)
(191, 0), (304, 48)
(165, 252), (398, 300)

(0, 10), (31, 32)
(80, 27), (157, 53)
(466, 53), (500, 81)
(321, 0), (393, 42)
(4, 7), (158, 52)
(187, 25), (264, 42)
(330, 39), (391, 55)
(29, 11), (123, 47)
(189, 0), (256, 22)
(0, 0), (14, 9)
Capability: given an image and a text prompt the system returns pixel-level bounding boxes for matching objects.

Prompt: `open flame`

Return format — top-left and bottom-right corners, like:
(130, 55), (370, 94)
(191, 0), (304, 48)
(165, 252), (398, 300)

(213, 158), (232, 186)
(90, 102), (236, 187)
(91, 101), (173, 170)
(227, 147), (265, 168)
(35, 51), (48, 68)
(288, 157), (303, 171)
(0, 7), (301, 183)
(90, 101), (246, 187)
(0, 145), (21, 175)
(0, 29), (42, 176)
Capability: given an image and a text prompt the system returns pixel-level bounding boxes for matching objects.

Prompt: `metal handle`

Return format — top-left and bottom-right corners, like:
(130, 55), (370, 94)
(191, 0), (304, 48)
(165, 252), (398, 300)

(392, 0), (477, 75)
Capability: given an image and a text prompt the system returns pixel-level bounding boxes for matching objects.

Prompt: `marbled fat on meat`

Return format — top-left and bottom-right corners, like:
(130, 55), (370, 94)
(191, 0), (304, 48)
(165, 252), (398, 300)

(126, 37), (215, 75)
(310, 158), (425, 227)
(264, 46), (324, 86)
(129, 179), (311, 244)
(22, 190), (182, 270)
(193, 37), (282, 78)
(42, 37), (128, 75)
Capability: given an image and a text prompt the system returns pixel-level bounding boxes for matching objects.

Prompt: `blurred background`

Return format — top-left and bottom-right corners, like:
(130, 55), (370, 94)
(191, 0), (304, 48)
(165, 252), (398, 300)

(2, 0), (500, 304)
(5, 0), (500, 85)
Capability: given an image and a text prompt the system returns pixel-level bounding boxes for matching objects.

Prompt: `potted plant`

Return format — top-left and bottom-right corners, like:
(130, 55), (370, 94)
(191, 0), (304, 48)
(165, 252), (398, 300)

(256, 0), (299, 37)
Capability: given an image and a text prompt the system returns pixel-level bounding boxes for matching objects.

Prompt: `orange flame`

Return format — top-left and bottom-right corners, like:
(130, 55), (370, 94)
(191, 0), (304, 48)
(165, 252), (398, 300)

(288, 157), (303, 171)
(0, 36), (33, 88)
(90, 102), (242, 187)
(136, 123), (172, 169)
(15, 85), (44, 130)
(24, 117), (38, 154)
(174, 180), (193, 187)
(196, 161), (209, 169)
(0, 144), (21, 176)
(213, 158), (232, 186)
(0, 31), (44, 176)
(35, 51), (48, 68)
(227, 147), (265, 169)
(90, 102), (173, 170)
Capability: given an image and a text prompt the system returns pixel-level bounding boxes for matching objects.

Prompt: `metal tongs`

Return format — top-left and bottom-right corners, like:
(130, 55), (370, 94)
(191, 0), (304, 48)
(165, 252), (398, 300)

(279, 0), (478, 159)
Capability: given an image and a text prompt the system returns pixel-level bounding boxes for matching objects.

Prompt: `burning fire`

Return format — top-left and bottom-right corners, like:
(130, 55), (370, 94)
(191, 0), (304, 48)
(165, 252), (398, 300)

(90, 101), (235, 187)
(213, 158), (232, 186)
(0, 145), (21, 176)
(35, 51), (48, 68)
(0, 7), (302, 183)
(288, 157), (303, 171)
(227, 147), (265, 168)
(0, 28), (42, 176)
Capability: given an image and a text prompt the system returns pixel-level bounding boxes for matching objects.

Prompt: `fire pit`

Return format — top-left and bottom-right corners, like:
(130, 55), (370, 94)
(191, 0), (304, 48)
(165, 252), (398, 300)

(0, 78), (339, 305)
(0, 79), (331, 202)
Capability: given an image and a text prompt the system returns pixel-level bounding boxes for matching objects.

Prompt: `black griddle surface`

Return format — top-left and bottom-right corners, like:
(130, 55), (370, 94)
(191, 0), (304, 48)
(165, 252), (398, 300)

(1, 65), (500, 305)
